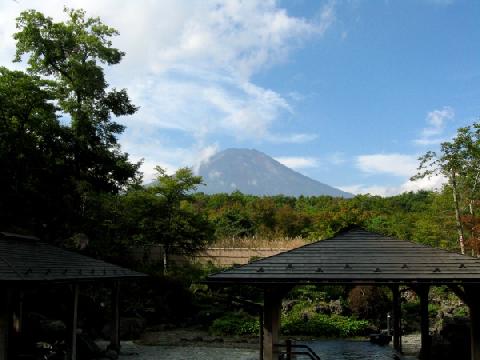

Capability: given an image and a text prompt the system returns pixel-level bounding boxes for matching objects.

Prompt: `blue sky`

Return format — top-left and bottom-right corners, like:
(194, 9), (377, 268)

(1, 0), (479, 195)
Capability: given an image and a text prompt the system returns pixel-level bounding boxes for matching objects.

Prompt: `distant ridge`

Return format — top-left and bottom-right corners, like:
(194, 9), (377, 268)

(197, 148), (353, 197)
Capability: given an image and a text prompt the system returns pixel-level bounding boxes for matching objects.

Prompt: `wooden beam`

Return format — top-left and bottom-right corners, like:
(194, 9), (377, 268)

(110, 281), (120, 351)
(391, 284), (402, 353)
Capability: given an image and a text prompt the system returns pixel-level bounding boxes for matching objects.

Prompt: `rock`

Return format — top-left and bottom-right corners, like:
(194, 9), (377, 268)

(104, 348), (119, 360)
(431, 316), (470, 360)
(315, 302), (331, 315)
(102, 316), (146, 340)
(282, 300), (297, 313)
(329, 300), (343, 315)
(25, 313), (66, 341)
(77, 333), (102, 359)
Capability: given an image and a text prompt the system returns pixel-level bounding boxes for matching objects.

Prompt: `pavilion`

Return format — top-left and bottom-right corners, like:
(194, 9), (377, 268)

(207, 227), (480, 360)
(0, 232), (146, 360)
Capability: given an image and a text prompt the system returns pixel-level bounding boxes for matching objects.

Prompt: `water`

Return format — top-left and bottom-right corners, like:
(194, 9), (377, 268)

(305, 339), (417, 360)
(116, 339), (418, 360)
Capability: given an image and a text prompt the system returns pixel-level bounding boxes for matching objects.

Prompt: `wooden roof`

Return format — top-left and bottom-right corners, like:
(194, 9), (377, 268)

(207, 227), (480, 285)
(0, 232), (146, 283)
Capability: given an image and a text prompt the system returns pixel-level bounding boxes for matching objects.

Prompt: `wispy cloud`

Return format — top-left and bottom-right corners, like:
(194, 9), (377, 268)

(356, 153), (418, 177)
(414, 106), (454, 145)
(274, 156), (319, 170)
(0, 0), (336, 179)
(349, 106), (455, 196)
(266, 133), (318, 144)
(340, 174), (445, 197)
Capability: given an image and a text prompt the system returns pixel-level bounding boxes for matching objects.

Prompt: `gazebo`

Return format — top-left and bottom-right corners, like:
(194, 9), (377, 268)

(0, 232), (146, 360)
(207, 227), (480, 360)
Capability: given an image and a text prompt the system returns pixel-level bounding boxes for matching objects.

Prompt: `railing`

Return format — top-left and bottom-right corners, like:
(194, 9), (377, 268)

(275, 339), (321, 360)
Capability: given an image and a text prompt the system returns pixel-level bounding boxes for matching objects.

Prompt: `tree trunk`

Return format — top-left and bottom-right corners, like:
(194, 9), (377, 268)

(468, 170), (480, 256)
(451, 172), (466, 254)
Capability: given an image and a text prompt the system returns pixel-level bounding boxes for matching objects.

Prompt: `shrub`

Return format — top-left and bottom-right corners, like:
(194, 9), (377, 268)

(281, 300), (370, 337)
(282, 312), (370, 337)
(210, 311), (260, 336)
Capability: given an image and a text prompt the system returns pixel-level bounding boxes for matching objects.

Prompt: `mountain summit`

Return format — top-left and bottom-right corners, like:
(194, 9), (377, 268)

(197, 148), (352, 197)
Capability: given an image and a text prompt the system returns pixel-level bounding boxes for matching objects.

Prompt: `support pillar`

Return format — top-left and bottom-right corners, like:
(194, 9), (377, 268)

(263, 288), (284, 360)
(465, 285), (480, 360)
(70, 284), (79, 360)
(259, 310), (264, 360)
(110, 281), (120, 352)
(0, 289), (11, 360)
(391, 284), (402, 353)
(418, 285), (431, 359)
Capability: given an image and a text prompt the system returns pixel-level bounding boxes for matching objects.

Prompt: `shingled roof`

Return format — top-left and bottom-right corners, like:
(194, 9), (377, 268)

(207, 227), (480, 285)
(0, 232), (146, 282)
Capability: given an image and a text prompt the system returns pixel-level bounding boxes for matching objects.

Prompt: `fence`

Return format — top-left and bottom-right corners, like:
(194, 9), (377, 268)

(130, 246), (291, 267)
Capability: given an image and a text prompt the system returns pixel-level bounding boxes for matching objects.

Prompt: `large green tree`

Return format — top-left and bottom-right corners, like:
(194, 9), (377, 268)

(0, 8), (141, 242)
(0, 67), (71, 237)
(96, 168), (214, 273)
(14, 7), (140, 194)
(412, 123), (480, 254)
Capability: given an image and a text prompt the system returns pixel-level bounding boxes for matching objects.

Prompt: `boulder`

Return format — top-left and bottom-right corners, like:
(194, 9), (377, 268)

(431, 316), (470, 360)
(102, 316), (146, 340)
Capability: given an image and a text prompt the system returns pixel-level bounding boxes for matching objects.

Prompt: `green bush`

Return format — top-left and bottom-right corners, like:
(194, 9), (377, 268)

(453, 306), (469, 317)
(282, 312), (370, 337)
(210, 311), (260, 335)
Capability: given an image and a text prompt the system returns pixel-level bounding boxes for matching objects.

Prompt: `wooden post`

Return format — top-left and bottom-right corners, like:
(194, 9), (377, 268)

(391, 284), (402, 353)
(286, 339), (292, 360)
(464, 285), (480, 360)
(71, 284), (79, 360)
(418, 285), (431, 359)
(259, 310), (264, 360)
(110, 281), (120, 351)
(0, 289), (11, 360)
(263, 288), (283, 360)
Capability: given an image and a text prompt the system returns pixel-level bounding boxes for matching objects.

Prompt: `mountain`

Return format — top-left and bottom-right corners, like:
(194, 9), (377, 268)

(197, 148), (353, 197)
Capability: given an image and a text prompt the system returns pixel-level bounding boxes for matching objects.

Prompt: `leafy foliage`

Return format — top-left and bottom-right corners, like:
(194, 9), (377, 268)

(282, 312), (370, 337)
(210, 311), (260, 336)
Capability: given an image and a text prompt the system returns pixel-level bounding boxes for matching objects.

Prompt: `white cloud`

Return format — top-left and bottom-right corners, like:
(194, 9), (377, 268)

(340, 174), (446, 197)
(274, 156), (319, 170)
(349, 107), (455, 195)
(356, 153), (419, 177)
(193, 144), (219, 174)
(120, 132), (219, 182)
(0, 0), (332, 169)
(414, 106), (454, 145)
(338, 184), (398, 197)
(400, 174), (446, 193)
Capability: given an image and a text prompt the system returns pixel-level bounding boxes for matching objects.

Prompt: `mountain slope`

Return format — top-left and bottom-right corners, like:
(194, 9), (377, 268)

(197, 148), (352, 197)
